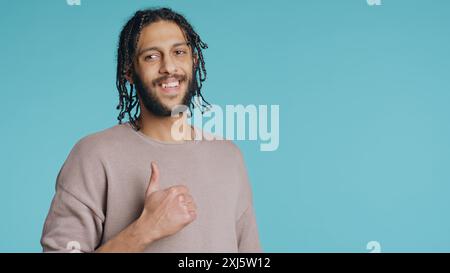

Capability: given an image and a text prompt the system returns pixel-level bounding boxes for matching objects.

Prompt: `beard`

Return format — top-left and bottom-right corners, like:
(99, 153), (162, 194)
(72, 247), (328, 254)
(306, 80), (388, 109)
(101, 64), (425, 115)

(133, 71), (196, 117)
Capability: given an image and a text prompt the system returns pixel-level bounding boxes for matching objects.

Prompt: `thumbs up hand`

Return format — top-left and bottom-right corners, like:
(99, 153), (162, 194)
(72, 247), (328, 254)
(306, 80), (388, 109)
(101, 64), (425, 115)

(137, 161), (197, 243)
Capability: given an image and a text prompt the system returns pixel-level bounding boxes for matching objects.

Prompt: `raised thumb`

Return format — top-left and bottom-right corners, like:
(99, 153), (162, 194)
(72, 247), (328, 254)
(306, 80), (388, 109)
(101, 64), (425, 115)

(145, 161), (160, 197)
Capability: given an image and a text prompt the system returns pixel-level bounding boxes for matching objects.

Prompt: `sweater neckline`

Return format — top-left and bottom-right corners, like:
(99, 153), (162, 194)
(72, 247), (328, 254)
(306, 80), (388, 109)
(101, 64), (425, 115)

(125, 121), (202, 146)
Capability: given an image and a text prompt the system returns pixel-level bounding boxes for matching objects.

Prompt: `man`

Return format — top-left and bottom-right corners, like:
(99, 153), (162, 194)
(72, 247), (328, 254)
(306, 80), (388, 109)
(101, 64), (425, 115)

(40, 7), (261, 253)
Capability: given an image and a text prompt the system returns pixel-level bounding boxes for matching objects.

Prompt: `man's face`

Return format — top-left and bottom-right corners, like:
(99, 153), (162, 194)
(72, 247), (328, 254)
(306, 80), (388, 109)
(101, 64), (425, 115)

(131, 20), (196, 116)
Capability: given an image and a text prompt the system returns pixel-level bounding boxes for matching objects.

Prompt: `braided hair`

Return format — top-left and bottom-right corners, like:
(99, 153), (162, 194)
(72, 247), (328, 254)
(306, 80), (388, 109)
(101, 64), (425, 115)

(115, 7), (210, 130)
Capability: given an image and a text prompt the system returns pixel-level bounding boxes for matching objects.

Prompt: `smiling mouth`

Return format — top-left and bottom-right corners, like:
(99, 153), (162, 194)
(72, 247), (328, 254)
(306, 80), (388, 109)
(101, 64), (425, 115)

(161, 80), (179, 88)
(158, 79), (182, 95)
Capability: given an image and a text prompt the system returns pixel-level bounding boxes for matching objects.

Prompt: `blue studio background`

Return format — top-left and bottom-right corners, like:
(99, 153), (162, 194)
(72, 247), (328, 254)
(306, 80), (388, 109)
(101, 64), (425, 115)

(1, 0), (450, 252)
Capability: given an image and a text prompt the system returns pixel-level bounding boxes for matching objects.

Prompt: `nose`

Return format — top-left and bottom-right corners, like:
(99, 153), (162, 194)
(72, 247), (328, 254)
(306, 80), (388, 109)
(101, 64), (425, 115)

(159, 55), (177, 74)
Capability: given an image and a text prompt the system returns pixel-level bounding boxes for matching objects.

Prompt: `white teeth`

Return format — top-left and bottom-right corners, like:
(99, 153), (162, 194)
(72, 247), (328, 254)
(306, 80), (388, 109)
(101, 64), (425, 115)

(162, 81), (179, 88)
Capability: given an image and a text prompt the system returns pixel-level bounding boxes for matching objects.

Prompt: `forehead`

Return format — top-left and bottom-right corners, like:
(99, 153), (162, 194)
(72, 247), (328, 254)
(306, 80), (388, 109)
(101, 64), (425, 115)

(137, 20), (187, 50)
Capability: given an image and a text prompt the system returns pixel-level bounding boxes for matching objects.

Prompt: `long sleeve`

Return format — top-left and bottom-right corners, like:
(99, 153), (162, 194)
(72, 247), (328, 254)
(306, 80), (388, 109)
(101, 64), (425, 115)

(233, 145), (262, 253)
(41, 136), (107, 252)
(236, 203), (262, 252)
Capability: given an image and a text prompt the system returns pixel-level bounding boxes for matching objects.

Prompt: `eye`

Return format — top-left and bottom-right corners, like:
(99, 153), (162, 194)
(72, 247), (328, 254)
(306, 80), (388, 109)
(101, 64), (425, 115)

(144, 54), (159, 61)
(175, 49), (187, 56)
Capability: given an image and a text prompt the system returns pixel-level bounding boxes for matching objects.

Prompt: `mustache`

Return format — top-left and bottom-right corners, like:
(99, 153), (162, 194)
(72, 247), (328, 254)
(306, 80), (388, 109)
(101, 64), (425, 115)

(153, 74), (187, 86)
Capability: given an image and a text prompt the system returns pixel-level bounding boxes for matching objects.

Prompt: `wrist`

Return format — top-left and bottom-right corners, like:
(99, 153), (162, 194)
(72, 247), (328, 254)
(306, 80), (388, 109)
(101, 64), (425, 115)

(134, 212), (161, 245)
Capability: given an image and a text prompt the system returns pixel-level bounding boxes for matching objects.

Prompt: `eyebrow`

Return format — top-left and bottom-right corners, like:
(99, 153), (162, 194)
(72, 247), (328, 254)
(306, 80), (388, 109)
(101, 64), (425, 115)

(138, 42), (190, 56)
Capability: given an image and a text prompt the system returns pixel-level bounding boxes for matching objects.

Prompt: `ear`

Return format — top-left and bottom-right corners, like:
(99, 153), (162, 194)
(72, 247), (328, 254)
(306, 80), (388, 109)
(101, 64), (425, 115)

(125, 74), (134, 84)
(124, 67), (134, 85)
(193, 53), (198, 67)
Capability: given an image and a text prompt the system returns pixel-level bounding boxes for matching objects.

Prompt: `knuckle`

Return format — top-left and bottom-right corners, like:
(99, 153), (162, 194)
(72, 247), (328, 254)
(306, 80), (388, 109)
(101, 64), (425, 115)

(189, 211), (197, 220)
(169, 187), (178, 195)
(176, 193), (186, 200)
(183, 213), (192, 222)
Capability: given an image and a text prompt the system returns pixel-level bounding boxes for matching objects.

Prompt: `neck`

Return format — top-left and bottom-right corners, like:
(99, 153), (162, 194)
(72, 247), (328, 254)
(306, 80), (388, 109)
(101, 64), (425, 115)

(136, 106), (194, 143)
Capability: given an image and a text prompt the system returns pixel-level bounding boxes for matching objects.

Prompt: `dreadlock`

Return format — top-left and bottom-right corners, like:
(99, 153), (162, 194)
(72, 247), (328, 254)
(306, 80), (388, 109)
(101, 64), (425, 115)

(115, 7), (210, 131)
